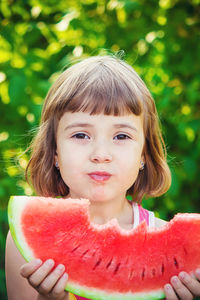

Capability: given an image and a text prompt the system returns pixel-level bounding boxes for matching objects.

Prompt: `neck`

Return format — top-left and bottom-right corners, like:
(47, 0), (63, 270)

(67, 192), (134, 230)
(88, 197), (133, 228)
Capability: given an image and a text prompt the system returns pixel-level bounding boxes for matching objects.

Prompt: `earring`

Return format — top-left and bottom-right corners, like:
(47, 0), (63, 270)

(55, 161), (59, 169)
(140, 161), (145, 170)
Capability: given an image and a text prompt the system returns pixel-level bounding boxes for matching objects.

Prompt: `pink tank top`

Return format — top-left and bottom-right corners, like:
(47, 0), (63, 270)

(69, 203), (155, 300)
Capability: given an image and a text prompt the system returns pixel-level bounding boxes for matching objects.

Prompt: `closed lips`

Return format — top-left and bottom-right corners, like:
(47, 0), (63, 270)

(88, 172), (111, 176)
(88, 172), (111, 181)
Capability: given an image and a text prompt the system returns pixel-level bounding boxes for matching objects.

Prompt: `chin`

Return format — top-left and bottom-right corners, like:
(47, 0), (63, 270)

(88, 191), (114, 203)
(69, 186), (115, 203)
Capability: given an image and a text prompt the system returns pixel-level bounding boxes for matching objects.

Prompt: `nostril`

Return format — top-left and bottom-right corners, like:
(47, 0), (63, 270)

(90, 154), (112, 163)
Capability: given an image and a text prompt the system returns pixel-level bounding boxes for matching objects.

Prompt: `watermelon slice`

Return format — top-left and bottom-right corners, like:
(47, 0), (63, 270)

(8, 196), (200, 300)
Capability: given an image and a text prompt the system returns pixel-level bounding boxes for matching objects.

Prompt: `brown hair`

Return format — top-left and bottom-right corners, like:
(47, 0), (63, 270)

(26, 55), (171, 202)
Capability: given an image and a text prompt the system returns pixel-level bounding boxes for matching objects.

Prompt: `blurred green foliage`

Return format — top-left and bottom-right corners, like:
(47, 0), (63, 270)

(0, 0), (200, 298)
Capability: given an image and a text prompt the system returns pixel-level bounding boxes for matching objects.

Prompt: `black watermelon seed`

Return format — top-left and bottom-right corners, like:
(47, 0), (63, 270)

(161, 263), (165, 275)
(142, 268), (145, 280)
(113, 263), (121, 275)
(81, 249), (89, 258)
(71, 245), (81, 253)
(93, 258), (102, 270)
(106, 258), (113, 269)
(173, 257), (179, 269)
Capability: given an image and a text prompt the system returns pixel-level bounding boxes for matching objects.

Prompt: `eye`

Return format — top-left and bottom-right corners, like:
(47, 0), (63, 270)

(114, 134), (131, 140)
(72, 133), (90, 139)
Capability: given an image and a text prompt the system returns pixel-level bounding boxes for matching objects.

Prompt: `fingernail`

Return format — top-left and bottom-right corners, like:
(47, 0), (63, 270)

(179, 271), (186, 280)
(63, 273), (68, 280)
(46, 259), (54, 266)
(35, 259), (42, 266)
(165, 284), (171, 290)
(57, 264), (65, 271)
(171, 276), (179, 284)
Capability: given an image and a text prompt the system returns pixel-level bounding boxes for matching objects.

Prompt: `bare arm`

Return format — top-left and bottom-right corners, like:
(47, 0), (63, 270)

(5, 231), (69, 300)
(6, 230), (38, 300)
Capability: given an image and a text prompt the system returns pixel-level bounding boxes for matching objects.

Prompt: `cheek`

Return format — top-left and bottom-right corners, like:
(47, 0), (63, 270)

(119, 147), (142, 168)
(58, 142), (82, 163)
(117, 150), (142, 181)
(59, 162), (81, 189)
(58, 148), (85, 180)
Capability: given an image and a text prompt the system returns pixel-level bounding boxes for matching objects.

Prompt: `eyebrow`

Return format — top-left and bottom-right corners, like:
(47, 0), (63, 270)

(64, 123), (138, 132)
(113, 123), (138, 132)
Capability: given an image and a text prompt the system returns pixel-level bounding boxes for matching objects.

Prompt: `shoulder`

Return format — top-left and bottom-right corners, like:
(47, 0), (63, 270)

(154, 217), (168, 228)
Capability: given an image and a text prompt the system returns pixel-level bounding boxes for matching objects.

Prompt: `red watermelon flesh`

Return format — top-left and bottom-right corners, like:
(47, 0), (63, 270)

(8, 196), (200, 300)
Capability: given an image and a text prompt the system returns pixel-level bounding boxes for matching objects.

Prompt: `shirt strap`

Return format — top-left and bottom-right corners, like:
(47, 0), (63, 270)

(133, 203), (155, 228)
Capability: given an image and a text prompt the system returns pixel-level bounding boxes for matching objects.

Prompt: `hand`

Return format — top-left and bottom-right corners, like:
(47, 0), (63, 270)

(20, 258), (68, 300)
(164, 269), (200, 299)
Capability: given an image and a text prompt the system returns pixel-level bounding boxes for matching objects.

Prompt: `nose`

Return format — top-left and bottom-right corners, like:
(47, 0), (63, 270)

(90, 142), (112, 163)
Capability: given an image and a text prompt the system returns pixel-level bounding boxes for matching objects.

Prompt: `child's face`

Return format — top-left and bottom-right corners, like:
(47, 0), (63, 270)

(55, 112), (145, 203)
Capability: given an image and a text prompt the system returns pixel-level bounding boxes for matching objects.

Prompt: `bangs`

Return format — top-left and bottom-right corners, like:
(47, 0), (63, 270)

(59, 59), (144, 117)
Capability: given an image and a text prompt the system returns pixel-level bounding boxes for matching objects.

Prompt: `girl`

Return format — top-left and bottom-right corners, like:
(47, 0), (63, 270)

(6, 55), (200, 300)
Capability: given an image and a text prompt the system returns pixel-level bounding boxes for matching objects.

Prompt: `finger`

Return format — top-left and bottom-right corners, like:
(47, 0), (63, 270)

(170, 276), (193, 300)
(164, 284), (179, 300)
(51, 273), (68, 298)
(28, 259), (55, 288)
(38, 264), (65, 294)
(20, 259), (43, 278)
(179, 271), (200, 296)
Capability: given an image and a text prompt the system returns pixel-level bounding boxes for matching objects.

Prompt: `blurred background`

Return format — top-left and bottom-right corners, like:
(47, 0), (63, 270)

(0, 0), (200, 298)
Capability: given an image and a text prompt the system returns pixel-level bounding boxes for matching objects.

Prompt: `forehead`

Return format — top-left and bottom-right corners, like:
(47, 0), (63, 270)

(58, 112), (144, 133)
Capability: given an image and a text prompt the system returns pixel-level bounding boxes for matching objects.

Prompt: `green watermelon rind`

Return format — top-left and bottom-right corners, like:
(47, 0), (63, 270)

(8, 196), (35, 261)
(66, 281), (165, 300)
(8, 196), (166, 300)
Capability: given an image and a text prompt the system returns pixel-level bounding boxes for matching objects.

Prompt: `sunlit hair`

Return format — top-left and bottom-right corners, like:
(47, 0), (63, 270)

(26, 55), (171, 202)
